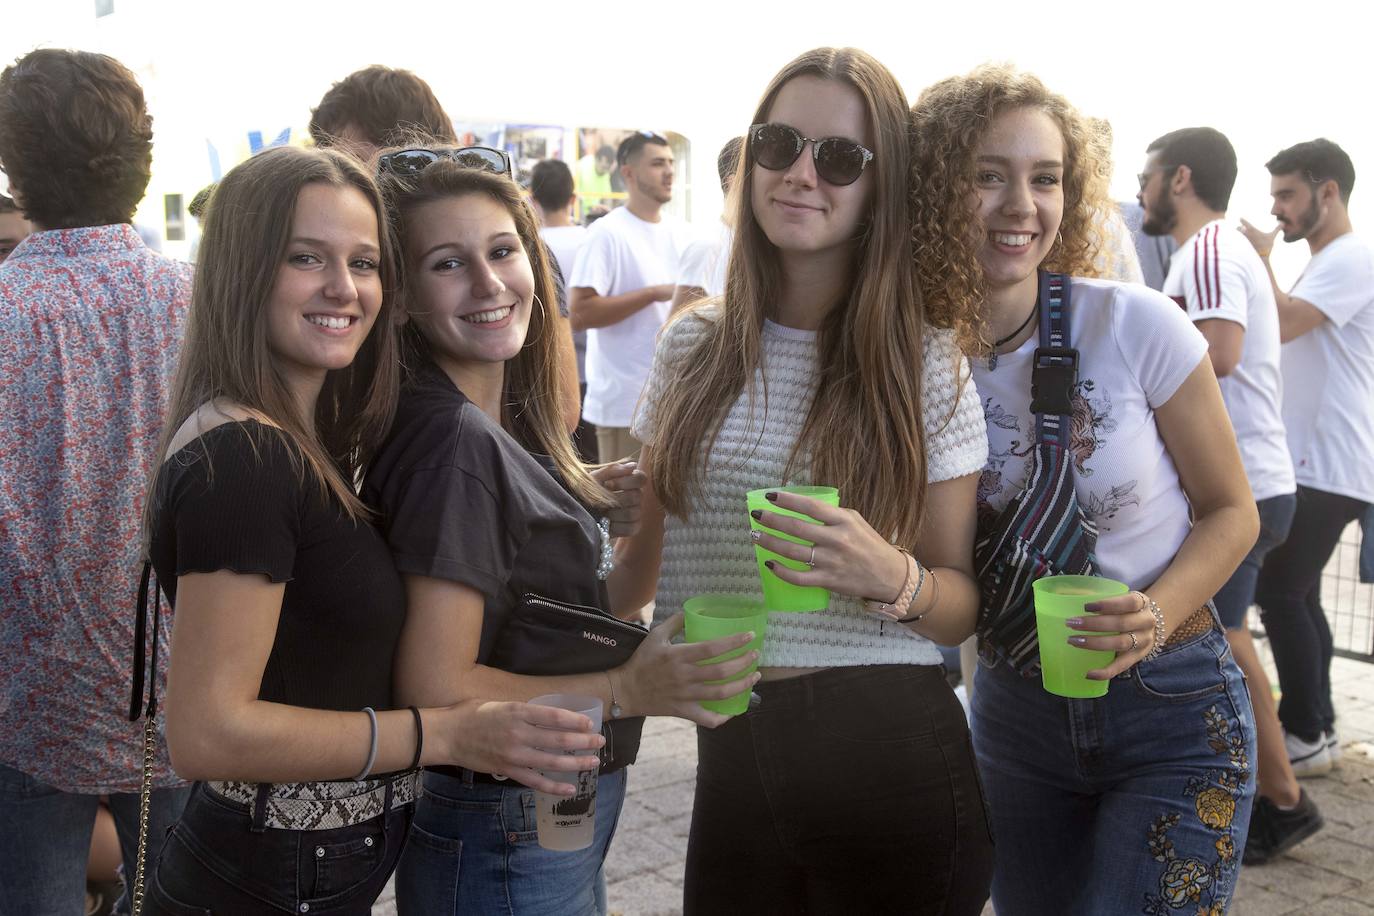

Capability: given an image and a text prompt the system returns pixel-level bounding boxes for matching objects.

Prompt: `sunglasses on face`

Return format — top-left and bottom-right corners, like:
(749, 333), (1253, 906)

(377, 146), (513, 179)
(748, 123), (874, 187)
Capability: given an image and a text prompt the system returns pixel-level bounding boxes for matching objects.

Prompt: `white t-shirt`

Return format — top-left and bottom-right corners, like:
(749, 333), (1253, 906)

(568, 206), (687, 427)
(973, 278), (1208, 589)
(1279, 232), (1374, 503)
(677, 222), (731, 298)
(1164, 219), (1294, 502)
(633, 309), (988, 668)
(539, 225), (589, 380)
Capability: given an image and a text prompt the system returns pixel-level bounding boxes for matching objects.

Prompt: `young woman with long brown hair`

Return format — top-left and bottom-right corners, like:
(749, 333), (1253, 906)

(625, 48), (995, 914)
(141, 146), (603, 915)
(364, 152), (758, 915)
(911, 65), (1259, 915)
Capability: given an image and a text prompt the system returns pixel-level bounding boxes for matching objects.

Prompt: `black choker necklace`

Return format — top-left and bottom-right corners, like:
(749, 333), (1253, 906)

(987, 303), (1038, 370)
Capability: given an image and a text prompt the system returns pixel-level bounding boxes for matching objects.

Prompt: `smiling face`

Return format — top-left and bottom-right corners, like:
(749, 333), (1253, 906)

(265, 182), (383, 400)
(970, 106), (1066, 299)
(750, 75), (874, 260)
(403, 191), (535, 377)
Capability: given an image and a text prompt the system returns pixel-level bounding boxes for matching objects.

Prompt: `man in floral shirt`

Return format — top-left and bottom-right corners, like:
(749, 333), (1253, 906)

(0, 49), (191, 913)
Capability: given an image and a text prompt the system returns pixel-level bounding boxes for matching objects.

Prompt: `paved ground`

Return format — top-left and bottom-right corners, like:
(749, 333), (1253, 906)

(375, 652), (1374, 916)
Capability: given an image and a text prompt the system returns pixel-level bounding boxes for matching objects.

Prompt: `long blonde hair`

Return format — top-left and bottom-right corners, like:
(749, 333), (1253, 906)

(379, 160), (613, 511)
(910, 64), (1115, 354)
(650, 47), (939, 546)
(143, 146), (401, 543)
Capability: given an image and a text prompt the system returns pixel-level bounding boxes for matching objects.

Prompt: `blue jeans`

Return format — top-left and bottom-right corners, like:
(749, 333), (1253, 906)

(146, 781), (411, 915)
(1213, 493), (1296, 630)
(973, 624), (1256, 916)
(0, 763), (189, 916)
(395, 766), (628, 916)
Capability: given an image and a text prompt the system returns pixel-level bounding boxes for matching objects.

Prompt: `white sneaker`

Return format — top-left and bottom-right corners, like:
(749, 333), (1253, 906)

(1326, 729), (1342, 767)
(1287, 732), (1333, 777)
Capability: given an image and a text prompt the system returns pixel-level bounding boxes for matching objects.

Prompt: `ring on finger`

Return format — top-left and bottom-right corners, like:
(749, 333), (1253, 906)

(1128, 631), (1138, 652)
(807, 546), (817, 568)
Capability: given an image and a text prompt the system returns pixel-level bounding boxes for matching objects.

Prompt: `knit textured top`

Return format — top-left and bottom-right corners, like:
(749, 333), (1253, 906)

(633, 310), (989, 667)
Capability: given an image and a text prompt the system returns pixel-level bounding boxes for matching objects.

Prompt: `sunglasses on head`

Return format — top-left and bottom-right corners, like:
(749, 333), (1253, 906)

(748, 123), (873, 187)
(377, 146), (513, 180)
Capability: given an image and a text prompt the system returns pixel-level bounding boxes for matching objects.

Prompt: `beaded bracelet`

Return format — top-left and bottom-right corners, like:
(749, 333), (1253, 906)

(1140, 594), (1167, 662)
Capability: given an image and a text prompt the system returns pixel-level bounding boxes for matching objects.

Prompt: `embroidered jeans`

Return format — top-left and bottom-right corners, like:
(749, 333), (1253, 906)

(973, 624), (1256, 916)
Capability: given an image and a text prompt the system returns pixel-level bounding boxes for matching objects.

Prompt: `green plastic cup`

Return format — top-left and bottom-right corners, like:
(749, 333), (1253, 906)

(682, 595), (766, 715)
(747, 486), (840, 612)
(1033, 575), (1130, 698)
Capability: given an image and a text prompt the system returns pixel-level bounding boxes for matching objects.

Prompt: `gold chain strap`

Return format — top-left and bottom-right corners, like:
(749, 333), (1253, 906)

(130, 713), (157, 916)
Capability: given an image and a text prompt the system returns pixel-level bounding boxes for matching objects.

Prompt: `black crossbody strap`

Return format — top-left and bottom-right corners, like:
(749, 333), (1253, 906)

(129, 560), (162, 721)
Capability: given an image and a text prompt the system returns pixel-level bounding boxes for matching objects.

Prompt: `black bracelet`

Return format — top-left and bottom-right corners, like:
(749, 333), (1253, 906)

(408, 705), (424, 772)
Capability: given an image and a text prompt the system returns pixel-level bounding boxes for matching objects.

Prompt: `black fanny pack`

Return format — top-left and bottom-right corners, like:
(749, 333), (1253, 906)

(487, 593), (649, 773)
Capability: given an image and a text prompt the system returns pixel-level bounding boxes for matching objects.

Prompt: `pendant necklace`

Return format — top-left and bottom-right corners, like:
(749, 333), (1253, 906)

(987, 302), (1039, 371)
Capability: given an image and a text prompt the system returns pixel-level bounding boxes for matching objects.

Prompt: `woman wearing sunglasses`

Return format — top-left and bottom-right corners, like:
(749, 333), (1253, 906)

(140, 147), (605, 915)
(910, 66), (1258, 914)
(364, 146), (760, 916)
(622, 48), (995, 914)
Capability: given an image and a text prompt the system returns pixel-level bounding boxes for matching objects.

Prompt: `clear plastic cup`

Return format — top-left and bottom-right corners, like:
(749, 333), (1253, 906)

(529, 693), (602, 851)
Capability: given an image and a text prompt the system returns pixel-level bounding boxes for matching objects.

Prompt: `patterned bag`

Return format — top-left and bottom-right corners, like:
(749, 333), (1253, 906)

(973, 273), (1102, 674)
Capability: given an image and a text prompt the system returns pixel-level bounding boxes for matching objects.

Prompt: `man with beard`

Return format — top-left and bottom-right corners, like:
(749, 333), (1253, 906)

(1141, 127), (1320, 864)
(1240, 138), (1374, 789)
(569, 130), (687, 463)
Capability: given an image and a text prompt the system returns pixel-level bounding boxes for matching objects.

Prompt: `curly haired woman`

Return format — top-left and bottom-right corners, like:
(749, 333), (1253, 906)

(910, 65), (1259, 915)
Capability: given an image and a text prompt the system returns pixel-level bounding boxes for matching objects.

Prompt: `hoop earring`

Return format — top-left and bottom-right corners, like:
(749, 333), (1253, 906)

(532, 293), (547, 319)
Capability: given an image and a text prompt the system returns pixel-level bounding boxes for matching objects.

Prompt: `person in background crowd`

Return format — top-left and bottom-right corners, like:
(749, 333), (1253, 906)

(626, 47), (996, 914)
(1121, 199), (1178, 290)
(1142, 125), (1321, 864)
(185, 182), (214, 263)
(0, 48), (193, 915)
(0, 192), (30, 261)
(141, 145), (602, 913)
(670, 136), (742, 314)
(366, 151), (754, 916)
(576, 144), (616, 219)
(570, 130), (687, 465)
(309, 64), (457, 161)
(912, 65), (1258, 915)
(1241, 139), (1374, 779)
(531, 157), (597, 460)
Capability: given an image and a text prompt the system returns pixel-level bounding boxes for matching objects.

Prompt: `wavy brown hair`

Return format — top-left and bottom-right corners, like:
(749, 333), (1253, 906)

(379, 158), (612, 511)
(650, 47), (941, 546)
(910, 63), (1114, 356)
(143, 146), (401, 541)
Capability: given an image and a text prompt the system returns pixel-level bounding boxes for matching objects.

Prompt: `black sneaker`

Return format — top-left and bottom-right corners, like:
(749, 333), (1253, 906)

(1243, 789), (1324, 865)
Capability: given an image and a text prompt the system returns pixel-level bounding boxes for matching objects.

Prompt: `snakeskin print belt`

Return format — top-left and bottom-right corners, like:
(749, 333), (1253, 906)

(206, 769), (420, 831)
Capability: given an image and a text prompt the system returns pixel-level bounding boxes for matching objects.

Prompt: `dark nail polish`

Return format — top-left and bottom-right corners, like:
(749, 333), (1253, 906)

(1083, 603), (1100, 613)
(765, 560), (776, 570)
(765, 492), (778, 502)
(750, 509), (762, 520)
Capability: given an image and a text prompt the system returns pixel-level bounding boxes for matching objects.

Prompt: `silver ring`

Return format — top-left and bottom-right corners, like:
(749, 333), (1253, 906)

(807, 546), (816, 568)
(1128, 632), (1139, 652)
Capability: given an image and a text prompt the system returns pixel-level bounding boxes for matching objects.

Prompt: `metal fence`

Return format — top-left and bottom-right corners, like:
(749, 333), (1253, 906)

(1251, 521), (1373, 662)
(1323, 521), (1373, 661)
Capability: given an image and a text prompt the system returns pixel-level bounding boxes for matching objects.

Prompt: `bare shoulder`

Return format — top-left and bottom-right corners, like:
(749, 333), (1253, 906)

(164, 399), (279, 461)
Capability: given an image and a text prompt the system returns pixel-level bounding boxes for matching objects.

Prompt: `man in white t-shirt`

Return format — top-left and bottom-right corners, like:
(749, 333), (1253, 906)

(1240, 139), (1374, 781)
(569, 130), (685, 462)
(671, 137), (742, 314)
(1142, 127), (1319, 862)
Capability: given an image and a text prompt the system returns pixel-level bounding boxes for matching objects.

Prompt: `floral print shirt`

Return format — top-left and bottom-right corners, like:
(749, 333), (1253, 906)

(1, 224), (191, 792)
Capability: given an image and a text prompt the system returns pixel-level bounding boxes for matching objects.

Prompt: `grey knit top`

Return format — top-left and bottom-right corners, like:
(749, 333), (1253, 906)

(633, 310), (989, 667)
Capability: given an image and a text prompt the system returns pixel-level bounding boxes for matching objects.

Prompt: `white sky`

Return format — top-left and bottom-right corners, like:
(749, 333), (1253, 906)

(3, 0), (1364, 284)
